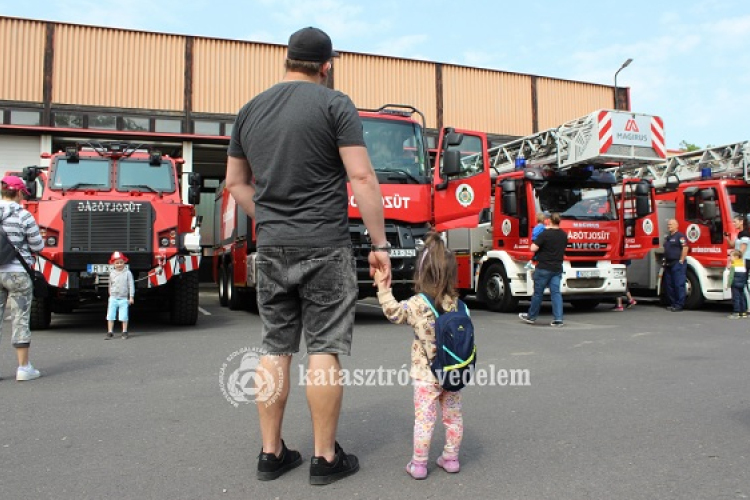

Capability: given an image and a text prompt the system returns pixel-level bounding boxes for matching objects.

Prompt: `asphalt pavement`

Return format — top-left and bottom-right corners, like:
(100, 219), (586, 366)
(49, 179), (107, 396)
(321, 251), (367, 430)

(1, 289), (748, 500)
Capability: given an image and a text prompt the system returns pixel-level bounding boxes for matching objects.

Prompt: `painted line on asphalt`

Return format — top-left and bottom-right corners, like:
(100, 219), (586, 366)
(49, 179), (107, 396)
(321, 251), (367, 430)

(199, 307), (212, 315)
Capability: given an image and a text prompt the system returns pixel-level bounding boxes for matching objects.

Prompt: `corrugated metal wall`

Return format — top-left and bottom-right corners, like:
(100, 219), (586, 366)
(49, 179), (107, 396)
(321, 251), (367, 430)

(536, 78), (615, 130)
(336, 54), (438, 129)
(0, 17), (621, 137)
(53, 24), (184, 110)
(193, 38), (286, 114)
(443, 66), (533, 136)
(0, 18), (45, 102)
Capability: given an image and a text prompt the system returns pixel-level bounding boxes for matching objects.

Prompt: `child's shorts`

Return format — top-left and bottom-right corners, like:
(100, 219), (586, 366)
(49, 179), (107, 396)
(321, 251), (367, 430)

(107, 297), (130, 322)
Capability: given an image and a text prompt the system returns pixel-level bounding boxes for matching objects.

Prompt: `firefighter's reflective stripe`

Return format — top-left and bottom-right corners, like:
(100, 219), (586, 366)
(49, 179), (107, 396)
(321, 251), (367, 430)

(35, 256), (69, 288)
(147, 255), (201, 288)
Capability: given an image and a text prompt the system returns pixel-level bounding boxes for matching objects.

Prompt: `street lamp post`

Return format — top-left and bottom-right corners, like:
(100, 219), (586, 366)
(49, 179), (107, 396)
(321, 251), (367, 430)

(614, 58), (633, 110)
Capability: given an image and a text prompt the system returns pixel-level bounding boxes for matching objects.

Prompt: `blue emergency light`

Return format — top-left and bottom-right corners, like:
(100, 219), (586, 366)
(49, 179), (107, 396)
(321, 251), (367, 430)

(700, 167), (712, 179)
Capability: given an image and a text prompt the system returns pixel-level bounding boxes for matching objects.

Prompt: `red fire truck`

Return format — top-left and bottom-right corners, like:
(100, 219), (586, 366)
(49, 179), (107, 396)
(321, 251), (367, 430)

(445, 109), (666, 311)
(213, 105), (491, 309)
(20, 142), (203, 329)
(608, 141), (750, 308)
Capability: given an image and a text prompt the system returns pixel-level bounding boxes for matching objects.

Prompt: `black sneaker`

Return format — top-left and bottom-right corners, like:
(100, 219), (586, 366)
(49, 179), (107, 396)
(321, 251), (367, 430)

(256, 440), (303, 481)
(309, 441), (360, 485)
(105, 332), (114, 340)
(518, 313), (535, 324)
(550, 320), (564, 328)
(121, 332), (129, 340)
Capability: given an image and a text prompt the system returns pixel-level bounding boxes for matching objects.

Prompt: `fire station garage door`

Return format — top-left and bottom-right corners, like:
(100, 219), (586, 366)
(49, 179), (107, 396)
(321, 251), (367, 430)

(0, 135), (41, 177)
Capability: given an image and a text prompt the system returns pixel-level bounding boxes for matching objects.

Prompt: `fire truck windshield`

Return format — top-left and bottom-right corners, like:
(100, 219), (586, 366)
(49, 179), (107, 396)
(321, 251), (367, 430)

(117, 159), (176, 193)
(727, 186), (750, 218)
(536, 184), (618, 221)
(51, 158), (110, 190)
(362, 118), (427, 183)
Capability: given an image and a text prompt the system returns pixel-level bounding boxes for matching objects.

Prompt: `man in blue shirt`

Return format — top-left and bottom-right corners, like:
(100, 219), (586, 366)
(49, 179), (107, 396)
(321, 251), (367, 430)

(663, 219), (689, 311)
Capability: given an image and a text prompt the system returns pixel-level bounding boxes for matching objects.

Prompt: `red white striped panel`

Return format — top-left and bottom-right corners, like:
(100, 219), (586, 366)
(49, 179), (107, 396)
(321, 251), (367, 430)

(147, 255), (201, 288)
(35, 256), (69, 288)
(598, 110), (613, 154)
(651, 116), (666, 158)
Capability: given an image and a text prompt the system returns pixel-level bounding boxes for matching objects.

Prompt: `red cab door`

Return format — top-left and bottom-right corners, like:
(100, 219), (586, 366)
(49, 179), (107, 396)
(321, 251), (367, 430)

(433, 128), (491, 231)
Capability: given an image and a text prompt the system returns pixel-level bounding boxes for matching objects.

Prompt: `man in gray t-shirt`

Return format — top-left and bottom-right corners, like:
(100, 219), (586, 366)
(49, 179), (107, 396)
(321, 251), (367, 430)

(225, 27), (391, 485)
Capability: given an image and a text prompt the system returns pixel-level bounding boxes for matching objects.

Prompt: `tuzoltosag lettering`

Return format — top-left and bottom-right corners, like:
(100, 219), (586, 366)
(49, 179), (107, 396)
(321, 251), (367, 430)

(76, 201), (143, 213)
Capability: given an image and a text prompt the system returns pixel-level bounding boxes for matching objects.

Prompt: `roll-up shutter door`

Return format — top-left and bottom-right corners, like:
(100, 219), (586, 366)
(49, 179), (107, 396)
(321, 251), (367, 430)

(0, 135), (41, 177)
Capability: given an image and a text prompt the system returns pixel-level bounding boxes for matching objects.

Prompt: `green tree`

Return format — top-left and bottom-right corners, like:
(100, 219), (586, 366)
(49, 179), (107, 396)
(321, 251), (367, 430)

(679, 140), (713, 152)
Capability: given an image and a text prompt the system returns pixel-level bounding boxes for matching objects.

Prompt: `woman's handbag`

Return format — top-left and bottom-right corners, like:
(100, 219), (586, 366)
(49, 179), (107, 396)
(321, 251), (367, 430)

(0, 224), (47, 298)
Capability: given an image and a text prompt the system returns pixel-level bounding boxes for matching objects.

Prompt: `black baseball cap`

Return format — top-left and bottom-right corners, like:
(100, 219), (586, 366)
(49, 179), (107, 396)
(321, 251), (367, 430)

(287, 27), (338, 63)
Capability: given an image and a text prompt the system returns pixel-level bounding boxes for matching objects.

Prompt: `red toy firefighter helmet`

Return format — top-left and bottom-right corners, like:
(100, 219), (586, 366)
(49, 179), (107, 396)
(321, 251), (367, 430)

(109, 251), (129, 264)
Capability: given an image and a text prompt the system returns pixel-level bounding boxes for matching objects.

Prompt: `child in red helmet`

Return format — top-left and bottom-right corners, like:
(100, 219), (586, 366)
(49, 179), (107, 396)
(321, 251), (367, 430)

(105, 251), (134, 339)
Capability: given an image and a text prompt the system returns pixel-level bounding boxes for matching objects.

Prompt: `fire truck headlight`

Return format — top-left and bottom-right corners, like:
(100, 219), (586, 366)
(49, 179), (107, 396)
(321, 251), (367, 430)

(160, 237), (170, 247)
(46, 236), (57, 247)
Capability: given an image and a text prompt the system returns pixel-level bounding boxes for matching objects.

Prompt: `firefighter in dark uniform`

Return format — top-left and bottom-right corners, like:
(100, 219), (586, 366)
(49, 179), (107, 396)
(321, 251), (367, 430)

(663, 219), (689, 311)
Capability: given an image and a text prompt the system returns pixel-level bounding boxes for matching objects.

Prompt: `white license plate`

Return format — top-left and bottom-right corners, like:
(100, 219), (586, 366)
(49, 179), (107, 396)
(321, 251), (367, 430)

(87, 264), (129, 273)
(390, 249), (417, 257)
(576, 270), (600, 278)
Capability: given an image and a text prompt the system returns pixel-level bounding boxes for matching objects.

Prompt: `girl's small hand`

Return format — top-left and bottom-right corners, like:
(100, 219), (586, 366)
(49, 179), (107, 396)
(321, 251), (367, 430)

(128, 298), (134, 305)
(373, 269), (387, 291)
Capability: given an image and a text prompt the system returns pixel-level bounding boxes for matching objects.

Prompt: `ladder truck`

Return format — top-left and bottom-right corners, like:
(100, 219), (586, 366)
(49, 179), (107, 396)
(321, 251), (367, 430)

(608, 141), (750, 309)
(446, 109), (665, 312)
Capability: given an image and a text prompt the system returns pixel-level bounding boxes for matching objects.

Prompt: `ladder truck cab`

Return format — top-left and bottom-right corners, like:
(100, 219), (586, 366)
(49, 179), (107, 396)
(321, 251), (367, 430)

(21, 142), (203, 329)
(610, 141), (750, 309)
(447, 109), (665, 312)
(213, 104), (491, 309)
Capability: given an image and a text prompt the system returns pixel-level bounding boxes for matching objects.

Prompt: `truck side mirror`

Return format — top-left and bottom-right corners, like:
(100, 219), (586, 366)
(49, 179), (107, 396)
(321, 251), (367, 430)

(442, 150), (461, 177)
(635, 181), (651, 217)
(702, 200), (717, 220)
(188, 186), (201, 205)
(444, 129), (464, 147)
(501, 180), (517, 216)
(188, 172), (202, 187)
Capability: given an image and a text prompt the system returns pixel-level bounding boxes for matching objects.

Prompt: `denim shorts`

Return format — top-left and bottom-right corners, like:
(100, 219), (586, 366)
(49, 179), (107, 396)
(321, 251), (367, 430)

(107, 297), (130, 322)
(256, 246), (357, 355)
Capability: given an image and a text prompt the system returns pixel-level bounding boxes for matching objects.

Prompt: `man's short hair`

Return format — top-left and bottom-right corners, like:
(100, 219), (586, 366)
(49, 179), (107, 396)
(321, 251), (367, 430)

(285, 58), (325, 76)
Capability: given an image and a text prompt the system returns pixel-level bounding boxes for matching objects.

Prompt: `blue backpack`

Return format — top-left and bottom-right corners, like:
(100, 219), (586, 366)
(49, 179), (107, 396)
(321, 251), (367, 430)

(419, 293), (477, 391)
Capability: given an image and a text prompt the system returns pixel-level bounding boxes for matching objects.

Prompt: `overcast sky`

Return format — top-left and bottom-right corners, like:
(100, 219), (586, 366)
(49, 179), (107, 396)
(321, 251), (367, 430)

(2, 0), (748, 150)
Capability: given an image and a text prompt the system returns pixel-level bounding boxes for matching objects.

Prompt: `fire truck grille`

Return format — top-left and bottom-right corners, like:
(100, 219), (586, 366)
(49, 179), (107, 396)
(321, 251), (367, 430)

(63, 201), (153, 270)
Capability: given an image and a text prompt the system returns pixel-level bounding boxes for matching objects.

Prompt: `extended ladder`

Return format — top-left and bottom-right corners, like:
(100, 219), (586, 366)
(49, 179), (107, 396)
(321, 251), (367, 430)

(462, 109), (666, 176)
(607, 141), (750, 188)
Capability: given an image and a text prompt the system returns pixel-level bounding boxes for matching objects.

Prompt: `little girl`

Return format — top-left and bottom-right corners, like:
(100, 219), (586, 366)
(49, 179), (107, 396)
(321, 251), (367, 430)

(374, 231), (464, 480)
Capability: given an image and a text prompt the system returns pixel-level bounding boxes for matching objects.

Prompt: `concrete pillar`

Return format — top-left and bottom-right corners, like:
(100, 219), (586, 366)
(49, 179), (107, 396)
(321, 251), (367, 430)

(181, 140), (194, 204)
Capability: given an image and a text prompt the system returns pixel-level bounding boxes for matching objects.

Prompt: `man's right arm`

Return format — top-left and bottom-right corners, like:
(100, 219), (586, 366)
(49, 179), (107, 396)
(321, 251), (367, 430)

(340, 145), (391, 287)
(225, 155), (256, 219)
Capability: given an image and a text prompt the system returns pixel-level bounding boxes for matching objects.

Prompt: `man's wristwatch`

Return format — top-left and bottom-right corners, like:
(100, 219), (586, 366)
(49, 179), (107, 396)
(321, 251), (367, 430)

(371, 242), (392, 252)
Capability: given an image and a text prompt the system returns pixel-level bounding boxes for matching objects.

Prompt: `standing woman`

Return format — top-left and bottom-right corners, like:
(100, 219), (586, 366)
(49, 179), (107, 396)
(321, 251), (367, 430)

(726, 215), (750, 312)
(0, 175), (44, 380)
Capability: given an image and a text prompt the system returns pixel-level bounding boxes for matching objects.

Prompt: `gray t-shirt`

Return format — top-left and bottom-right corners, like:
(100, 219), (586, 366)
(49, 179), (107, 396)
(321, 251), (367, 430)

(228, 81), (365, 246)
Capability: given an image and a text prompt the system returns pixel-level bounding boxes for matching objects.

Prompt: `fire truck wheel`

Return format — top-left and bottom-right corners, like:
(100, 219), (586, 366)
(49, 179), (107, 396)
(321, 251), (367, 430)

(29, 296), (52, 330)
(227, 264), (244, 311)
(218, 265), (229, 307)
(169, 271), (199, 326)
(683, 268), (704, 310)
(478, 262), (518, 312)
